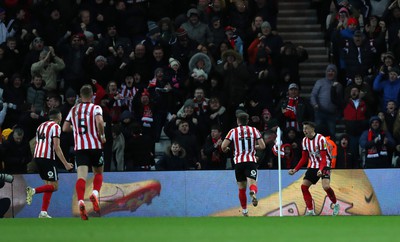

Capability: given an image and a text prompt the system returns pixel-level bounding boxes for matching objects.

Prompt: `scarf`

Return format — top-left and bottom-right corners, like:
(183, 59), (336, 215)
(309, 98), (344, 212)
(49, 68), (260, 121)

(193, 98), (208, 115)
(284, 97), (298, 120)
(211, 138), (222, 162)
(366, 129), (387, 158)
(142, 105), (153, 127)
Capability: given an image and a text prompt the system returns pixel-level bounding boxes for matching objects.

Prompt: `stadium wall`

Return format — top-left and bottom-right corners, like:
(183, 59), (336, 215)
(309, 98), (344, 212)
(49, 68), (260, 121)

(1, 169), (399, 218)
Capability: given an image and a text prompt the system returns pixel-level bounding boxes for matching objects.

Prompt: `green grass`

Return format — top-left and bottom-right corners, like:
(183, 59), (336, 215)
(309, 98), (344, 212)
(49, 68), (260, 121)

(1, 216), (399, 242)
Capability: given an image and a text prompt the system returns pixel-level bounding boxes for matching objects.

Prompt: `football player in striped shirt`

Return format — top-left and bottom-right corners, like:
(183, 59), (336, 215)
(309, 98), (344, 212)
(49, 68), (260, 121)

(26, 109), (74, 218)
(221, 112), (266, 216)
(288, 121), (340, 216)
(63, 84), (107, 220)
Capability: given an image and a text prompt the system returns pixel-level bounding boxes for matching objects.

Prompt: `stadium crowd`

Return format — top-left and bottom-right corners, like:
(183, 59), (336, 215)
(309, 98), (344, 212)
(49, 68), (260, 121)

(0, 0), (400, 173)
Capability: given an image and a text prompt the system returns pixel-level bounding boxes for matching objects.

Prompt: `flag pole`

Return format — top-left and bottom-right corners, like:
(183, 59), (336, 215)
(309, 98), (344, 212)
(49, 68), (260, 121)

(277, 127), (283, 217)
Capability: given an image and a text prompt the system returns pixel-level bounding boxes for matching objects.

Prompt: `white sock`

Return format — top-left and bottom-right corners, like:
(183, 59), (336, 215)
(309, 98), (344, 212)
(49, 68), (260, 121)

(242, 208), (248, 213)
(92, 190), (99, 197)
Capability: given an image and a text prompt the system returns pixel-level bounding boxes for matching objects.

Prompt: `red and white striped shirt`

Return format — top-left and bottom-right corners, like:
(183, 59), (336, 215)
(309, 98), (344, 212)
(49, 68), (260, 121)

(302, 133), (331, 168)
(225, 125), (262, 164)
(65, 102), (103, 151)
(34, 121), (60, 160)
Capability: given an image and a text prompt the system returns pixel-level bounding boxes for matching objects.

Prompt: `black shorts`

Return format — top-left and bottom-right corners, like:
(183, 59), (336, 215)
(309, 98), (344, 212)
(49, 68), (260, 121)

(75, 149), (104, 168)
(304, 167), (331, 184)
(34, 158), (58, 181)
(234, 162), (258, 182)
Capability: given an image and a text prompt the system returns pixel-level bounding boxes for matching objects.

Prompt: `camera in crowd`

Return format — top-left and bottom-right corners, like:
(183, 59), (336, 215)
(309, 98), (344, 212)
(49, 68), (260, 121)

(0, 173), (14, 183)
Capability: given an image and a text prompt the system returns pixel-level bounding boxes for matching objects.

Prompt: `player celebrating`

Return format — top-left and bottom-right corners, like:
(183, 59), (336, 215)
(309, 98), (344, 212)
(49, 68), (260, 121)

(221, 112), (266, 216)
(288, 121), (340, 216)
(26, 109), (74, 218)
(62, 84), (106, 220)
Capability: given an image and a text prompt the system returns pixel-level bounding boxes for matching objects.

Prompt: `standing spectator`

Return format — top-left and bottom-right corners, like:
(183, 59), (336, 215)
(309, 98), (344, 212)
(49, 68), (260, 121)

(344, 73), (376, 113)
(25, 109), (73, 218)
(156, 141), (189, 171)
(288, 121), (340, 216)
(373, 66), (400, 111)
(310, 64), (343, 139)
(164, 119), (201, 170)
(22, 37), (45, 81)
(0, 128), (32, 174)
(215, 49), (250, 116)
(62, 85), (106, 220)
(202, 125), (228, 170)
(221, 112), (266, 216)
(2, 74), (26, 129)
(181, 8), (214, 46)
(343, 86), (369, 164)
(341, 30), (377, 82)
(57, 33), (87, 93)
(336, 133), (357, 168)
(26, 73), (47, 115)
(359, 116), (396, 168)
(31, 46), (65, 93)
(275, 83), (314, 133)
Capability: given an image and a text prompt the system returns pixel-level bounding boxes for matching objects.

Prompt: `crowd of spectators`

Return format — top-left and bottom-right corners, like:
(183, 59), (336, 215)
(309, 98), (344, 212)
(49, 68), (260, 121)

(0, 0), (400, 173)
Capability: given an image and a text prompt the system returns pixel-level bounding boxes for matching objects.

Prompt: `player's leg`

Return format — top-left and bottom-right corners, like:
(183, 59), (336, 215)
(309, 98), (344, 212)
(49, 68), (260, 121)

(38, 180), (58, 218)
(246, 163), (258, 207)
(321, 177), (340, 216)
(76, 165), (89, 220)
(235, 163), (248, 216)
(301, 179), (315, 215)
(90, 151), (104, 213)
(237, 181), (248, 216)
(90, 165), (103, 213)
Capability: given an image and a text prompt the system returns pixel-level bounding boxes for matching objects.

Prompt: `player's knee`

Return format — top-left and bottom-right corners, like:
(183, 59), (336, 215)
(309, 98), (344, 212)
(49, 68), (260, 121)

(52, 183), (59, 191)
(301, 184), (309, 193)
(322, 184), (330, 191)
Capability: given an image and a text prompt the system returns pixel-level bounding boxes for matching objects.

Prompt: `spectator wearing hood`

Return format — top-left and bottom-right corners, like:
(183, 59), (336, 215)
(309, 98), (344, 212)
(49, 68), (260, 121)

(180, 8), (214, 46)
(359, 116), (395, 168)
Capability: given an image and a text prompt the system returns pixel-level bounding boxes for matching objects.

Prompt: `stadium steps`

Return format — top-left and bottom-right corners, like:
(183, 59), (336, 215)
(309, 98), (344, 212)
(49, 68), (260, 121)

(277, 0), (343, 138)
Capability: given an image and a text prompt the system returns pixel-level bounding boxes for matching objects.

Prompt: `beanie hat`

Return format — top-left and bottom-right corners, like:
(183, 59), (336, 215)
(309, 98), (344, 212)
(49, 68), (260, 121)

(261, 21), (271, 29)
(224, 26), (235, 33)
(147, 21), (160, 36)
(176, 27), (188, 39)
(183, 99), (195, 108)
(95, 55), (107, 62)
(169, 58), (180, 67)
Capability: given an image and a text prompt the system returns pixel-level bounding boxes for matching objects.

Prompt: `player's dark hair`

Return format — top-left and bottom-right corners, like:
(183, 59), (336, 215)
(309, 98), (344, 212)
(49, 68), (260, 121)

(48, 108), (61, 120)
(80, 84), (93, 98)
(237, 112), (249, 125)
(302, 121), (316, 129)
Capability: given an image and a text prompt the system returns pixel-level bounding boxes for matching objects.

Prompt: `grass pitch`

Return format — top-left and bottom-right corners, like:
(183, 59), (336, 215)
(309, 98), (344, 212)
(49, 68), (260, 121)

(1, 216), (398, 242)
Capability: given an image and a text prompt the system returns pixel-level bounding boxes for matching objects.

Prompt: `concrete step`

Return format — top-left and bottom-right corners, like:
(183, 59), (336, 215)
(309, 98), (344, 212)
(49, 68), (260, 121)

(285, 39), (325, 47)
(278, 24), (321, 32)
(306, 54), (329, 62)
(279, 1), (310, 10)
(278, 9), (316, 17)
(304, 46), (328, 55)
(300, 62), (330, 70)
(299, 69), (326, 78)
(279, 32), (324, 40)
(278, 16), (318, 25)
